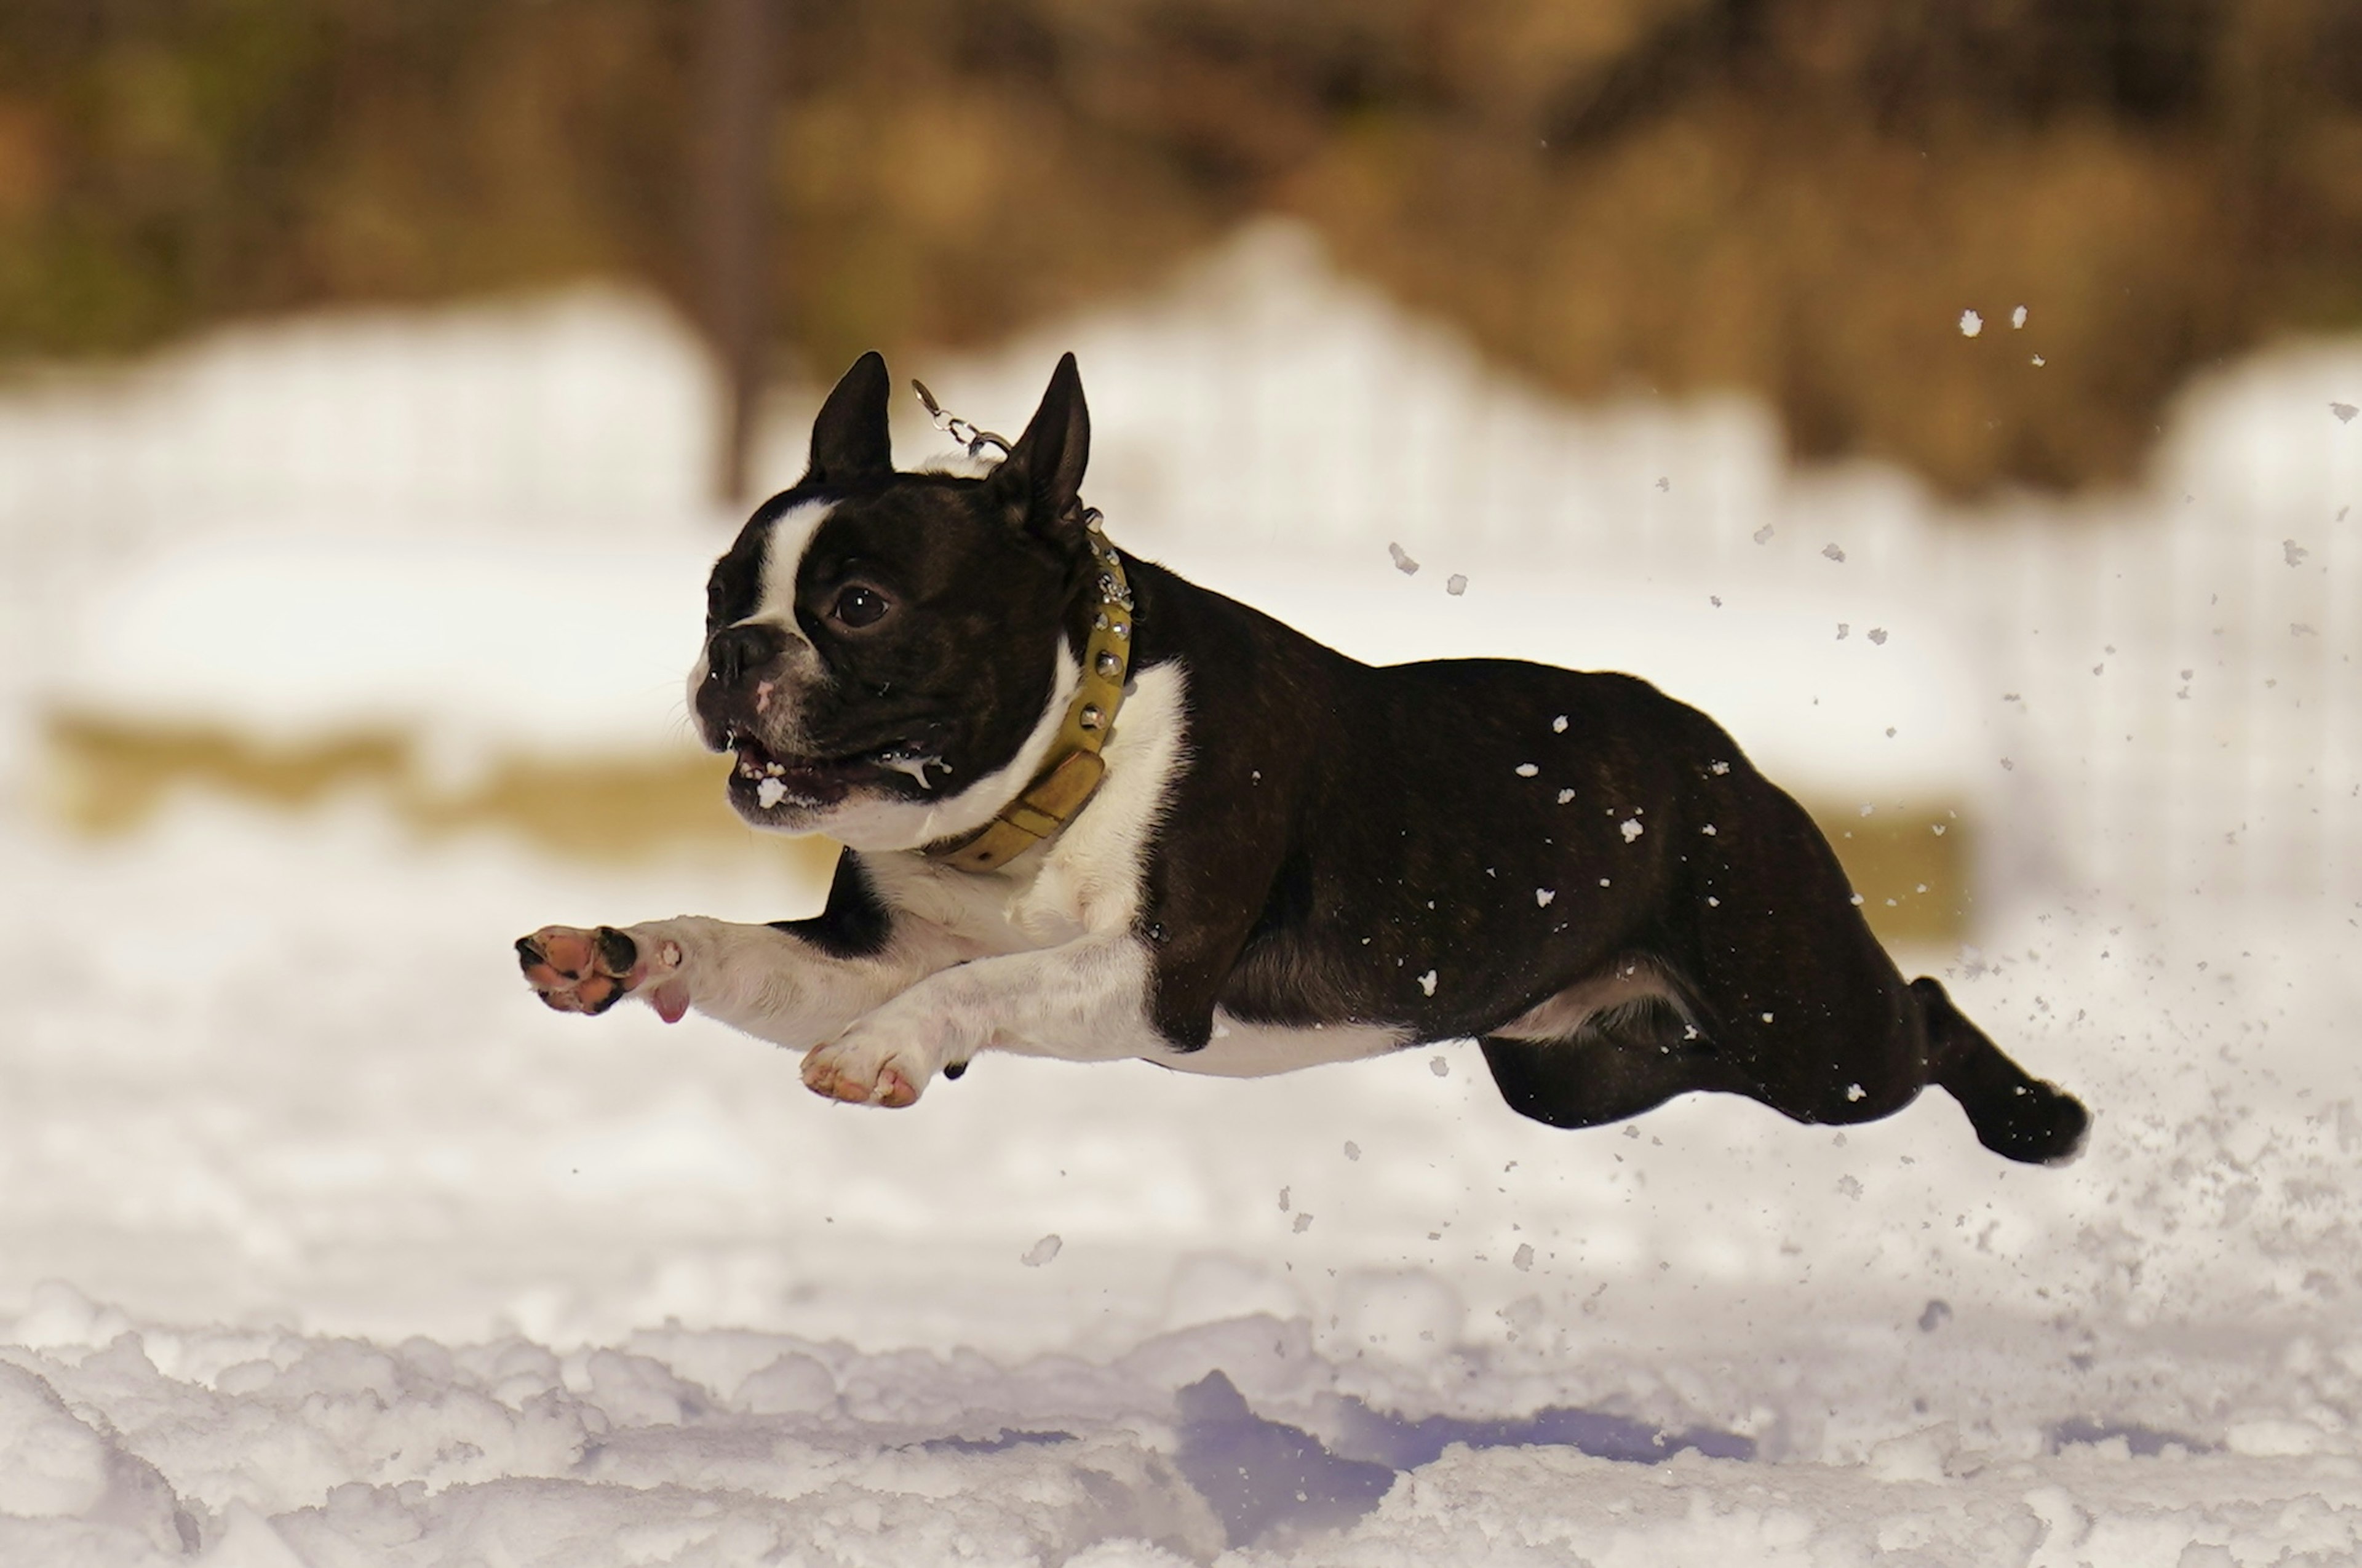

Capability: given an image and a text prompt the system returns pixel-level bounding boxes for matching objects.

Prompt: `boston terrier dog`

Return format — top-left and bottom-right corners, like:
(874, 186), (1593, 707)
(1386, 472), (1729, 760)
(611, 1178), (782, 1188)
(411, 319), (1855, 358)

(517, 351), (2088, 1163)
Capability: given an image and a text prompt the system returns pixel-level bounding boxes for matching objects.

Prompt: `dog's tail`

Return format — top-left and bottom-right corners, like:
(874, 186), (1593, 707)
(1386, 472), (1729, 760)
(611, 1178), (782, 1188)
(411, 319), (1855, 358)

(1912, 976), (2090, 1164)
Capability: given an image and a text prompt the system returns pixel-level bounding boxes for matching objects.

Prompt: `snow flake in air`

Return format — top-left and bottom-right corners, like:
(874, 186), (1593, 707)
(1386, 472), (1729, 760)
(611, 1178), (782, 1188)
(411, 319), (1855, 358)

(1868, 627), (1888, 645)
(2284, 539), (2310, 567)
(1430, 1055), (1449, 1076)
(1553, 715), (1568, 733)
(2332, 402), (2358, 424)
(1417, 970), (1437, 997)
(1710, 760), (1731, 775)
(1958, 309), (1983, 337)
(1513, 1243), (1535, 1272)
(1837, 623), (1850, 640)
(1516, 762), (1539, 778)
(1752, 524), (1775, 545)
(1021, 1235), (1062, 1267)
(1535, 888), (1556, 907)
(1388, 541), (1420, 575)
(1445, 573), (1468, 596)
(1620, 819), (1643, 843)
(1556, 788), (1575, 804)
(1822, 543), (1847, 563)
(2011, 305), (2028, 329)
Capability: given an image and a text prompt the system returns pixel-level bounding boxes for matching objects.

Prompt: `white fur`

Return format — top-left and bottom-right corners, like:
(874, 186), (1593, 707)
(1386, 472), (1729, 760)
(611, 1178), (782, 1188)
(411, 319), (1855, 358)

(1492, 960), (1683, 1043)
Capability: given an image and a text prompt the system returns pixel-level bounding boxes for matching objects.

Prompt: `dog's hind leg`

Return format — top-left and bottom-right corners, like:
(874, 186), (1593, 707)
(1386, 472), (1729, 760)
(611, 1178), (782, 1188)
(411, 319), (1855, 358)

(1913, 976), (2090, 1164)
(1481, 998), (1743, 1130)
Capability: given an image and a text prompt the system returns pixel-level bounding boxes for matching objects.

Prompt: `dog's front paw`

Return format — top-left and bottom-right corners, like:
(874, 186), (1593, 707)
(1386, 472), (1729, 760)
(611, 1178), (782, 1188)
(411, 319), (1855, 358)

(801, 1022), (941, 1109)
(515, 925), (690, 1022)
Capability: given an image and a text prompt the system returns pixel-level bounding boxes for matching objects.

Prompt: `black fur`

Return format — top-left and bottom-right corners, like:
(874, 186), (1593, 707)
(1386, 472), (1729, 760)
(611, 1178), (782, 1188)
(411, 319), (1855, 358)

(1112, 556), (2086, 1160)
(771, 854), (894, 960)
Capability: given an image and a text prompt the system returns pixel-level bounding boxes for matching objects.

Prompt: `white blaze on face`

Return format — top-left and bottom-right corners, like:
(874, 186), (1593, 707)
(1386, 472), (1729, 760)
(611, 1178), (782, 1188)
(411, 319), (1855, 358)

(685, 498), (835, 733)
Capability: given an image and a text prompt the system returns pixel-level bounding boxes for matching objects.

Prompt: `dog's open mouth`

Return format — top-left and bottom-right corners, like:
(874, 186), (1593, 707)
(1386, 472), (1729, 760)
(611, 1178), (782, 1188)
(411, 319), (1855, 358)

(722, 730), (945, 813)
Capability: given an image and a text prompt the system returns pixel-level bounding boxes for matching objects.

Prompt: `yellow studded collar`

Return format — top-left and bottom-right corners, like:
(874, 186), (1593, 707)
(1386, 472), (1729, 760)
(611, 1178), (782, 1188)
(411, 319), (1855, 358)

(925, 518), (1133, 873)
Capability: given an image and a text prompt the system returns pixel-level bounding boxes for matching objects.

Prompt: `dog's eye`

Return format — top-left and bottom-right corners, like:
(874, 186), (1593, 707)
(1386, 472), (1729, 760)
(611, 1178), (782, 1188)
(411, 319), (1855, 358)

(832, 585), (891, 629)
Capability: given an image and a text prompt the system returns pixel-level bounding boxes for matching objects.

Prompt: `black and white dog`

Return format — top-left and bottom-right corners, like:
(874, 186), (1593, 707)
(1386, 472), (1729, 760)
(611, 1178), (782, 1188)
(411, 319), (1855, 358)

(519, 352), (2088, 1164)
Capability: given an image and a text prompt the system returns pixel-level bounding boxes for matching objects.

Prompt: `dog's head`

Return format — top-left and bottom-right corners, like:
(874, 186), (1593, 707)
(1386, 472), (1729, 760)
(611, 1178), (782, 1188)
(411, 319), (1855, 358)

(692, 351), (1102, 850)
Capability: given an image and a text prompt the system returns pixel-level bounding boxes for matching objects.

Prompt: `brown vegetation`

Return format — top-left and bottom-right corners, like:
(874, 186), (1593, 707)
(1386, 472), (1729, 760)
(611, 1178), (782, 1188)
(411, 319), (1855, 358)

(2, 0), (2359, 494)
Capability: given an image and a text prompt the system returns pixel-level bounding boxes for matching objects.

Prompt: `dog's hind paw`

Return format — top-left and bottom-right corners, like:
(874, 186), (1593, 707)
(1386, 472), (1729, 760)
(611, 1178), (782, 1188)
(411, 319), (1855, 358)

(1974, 1079), (2091, 1166)
(516, 925), (688, 1021)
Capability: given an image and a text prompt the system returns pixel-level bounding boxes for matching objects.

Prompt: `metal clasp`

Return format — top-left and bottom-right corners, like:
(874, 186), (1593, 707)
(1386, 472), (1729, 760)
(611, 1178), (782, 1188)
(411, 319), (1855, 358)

(911, 379), (1012, 460)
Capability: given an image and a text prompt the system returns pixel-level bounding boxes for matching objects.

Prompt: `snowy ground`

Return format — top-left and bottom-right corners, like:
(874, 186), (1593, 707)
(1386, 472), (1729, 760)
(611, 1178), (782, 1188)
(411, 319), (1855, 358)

(4, 784), (2361, 1564)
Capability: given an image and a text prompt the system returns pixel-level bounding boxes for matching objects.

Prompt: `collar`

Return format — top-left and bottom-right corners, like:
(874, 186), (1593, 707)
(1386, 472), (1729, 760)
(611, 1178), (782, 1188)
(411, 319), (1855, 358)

(925, 518), (1133, 872)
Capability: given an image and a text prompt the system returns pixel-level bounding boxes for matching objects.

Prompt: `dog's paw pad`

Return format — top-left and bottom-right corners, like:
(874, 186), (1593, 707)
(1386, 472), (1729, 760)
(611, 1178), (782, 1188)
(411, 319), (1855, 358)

(517, 926), (680, 1017)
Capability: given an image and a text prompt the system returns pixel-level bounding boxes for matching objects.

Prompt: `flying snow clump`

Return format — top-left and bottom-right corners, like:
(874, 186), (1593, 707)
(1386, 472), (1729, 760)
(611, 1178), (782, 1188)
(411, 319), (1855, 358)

(1958, 309), (1982, 337)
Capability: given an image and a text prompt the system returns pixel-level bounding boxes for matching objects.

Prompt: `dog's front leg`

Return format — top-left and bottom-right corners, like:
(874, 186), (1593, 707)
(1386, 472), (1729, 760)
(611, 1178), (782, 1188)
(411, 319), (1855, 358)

(517, 915), (961, 1053)
(801, 937), (1165, 1107)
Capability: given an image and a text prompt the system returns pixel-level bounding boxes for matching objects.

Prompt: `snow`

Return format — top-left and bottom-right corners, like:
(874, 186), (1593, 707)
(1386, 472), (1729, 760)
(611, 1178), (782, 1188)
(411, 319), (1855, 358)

(3, 226), (2362, 1563)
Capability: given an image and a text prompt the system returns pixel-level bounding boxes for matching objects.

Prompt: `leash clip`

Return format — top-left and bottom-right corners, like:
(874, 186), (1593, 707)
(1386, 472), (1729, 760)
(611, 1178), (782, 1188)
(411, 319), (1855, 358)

(911, 379), (1012, 461)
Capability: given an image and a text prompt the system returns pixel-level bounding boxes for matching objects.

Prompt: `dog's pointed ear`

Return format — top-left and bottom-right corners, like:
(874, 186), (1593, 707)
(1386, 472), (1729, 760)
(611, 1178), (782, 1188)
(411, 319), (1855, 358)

(803, 352), (894, 485)
(988, 352), (1091, 543)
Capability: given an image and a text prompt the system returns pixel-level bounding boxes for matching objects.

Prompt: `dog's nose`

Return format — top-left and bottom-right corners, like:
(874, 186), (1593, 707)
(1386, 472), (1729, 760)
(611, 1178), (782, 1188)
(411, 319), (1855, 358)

(709, 623), (784, 686)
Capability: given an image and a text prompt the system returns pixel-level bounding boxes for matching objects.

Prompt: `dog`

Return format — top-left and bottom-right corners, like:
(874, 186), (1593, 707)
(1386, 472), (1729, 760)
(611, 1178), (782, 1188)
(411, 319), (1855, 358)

(517, 351), (2089, 1164)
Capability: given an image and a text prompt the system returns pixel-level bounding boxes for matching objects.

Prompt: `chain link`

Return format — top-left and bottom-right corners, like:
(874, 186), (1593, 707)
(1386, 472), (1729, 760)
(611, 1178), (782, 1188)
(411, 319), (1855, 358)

(910, 379), (1012, 460)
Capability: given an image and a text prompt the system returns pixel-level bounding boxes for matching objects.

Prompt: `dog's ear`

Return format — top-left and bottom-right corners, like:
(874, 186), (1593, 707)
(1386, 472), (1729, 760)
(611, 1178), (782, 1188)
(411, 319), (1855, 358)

(803, 352), (894, 485)
(987, 352), (1091, 544)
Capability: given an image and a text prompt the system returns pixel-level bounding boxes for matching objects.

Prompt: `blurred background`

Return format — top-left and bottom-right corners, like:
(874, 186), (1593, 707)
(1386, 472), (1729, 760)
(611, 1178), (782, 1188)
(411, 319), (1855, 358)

(1, 0), (2359, 1366)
